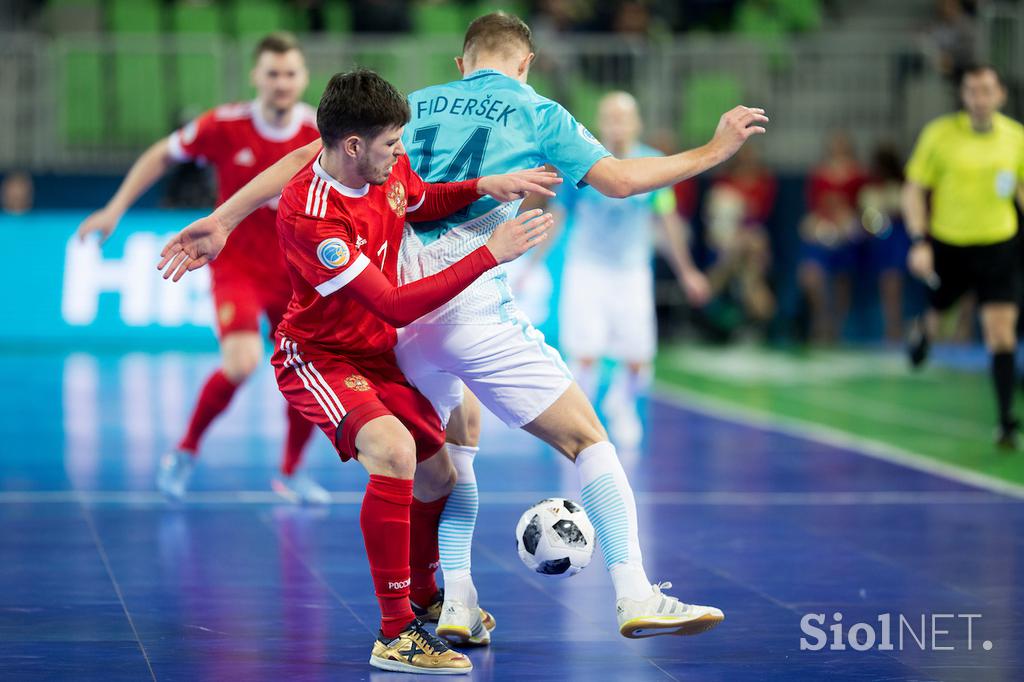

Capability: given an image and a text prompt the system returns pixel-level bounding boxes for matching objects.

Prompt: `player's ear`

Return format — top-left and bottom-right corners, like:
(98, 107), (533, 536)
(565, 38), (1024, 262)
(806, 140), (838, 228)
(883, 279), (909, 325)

(342, 135), (361, 160)
(455, 56), (466, 76)
(518, 53), (535, 79)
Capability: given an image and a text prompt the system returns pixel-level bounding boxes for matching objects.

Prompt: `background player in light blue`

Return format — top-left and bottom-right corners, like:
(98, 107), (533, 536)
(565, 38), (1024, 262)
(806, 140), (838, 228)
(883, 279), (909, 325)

(158, 11), (768, 649)
(555, 92), (710, 454)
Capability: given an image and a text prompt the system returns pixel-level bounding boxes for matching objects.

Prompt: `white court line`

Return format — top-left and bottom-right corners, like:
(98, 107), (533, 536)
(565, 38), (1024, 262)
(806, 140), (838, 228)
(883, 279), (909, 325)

(653, 382), (1024, 501)
(0, 490), (1015, 506)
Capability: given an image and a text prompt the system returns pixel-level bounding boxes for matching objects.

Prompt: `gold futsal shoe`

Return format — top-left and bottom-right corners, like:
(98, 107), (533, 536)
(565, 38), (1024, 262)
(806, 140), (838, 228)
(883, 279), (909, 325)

(369, 619), (473, 675)
(616, 582), (724, 638)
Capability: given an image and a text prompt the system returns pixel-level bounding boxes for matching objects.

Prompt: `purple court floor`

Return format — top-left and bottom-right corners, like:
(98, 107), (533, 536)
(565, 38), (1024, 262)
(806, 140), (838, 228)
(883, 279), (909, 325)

(1, 352), (1022, 681)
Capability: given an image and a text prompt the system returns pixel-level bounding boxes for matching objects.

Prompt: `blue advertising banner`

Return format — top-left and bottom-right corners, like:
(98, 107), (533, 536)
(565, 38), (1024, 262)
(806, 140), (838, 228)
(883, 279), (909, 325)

(2, 211), (219, 348)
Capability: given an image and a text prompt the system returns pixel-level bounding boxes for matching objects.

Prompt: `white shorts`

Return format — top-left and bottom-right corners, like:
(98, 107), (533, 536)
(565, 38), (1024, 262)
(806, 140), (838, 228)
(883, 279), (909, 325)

(559, 261), (656, 363)
(394, 315), (574, 429)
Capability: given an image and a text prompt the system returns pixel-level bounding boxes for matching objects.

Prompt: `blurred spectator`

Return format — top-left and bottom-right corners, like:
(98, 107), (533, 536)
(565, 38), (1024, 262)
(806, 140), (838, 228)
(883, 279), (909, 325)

(704, 144), (777, 328)
(855, 144), (910, 341)
(798, 130), (868, 344)
(2, 171), (33, 214)
(928, 0), (978, 81)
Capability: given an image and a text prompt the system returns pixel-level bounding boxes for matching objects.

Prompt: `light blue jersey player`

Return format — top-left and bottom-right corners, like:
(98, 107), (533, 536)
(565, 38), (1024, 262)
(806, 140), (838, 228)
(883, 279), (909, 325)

(164, 10), (766, 654)
(391, 13), (766, 647)
(555, 92), (710, 455)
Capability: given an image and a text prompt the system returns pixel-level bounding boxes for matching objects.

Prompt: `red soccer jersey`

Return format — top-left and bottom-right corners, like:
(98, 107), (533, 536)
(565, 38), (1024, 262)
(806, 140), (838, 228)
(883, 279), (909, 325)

(167, 100), (320, 278)
(275, 152), (433, 357)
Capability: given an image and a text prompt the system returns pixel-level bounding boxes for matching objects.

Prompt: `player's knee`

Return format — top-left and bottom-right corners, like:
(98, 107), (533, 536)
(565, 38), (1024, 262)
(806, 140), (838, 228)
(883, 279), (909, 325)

(374, 435), (418, 479)
(446, 403), (481, 447)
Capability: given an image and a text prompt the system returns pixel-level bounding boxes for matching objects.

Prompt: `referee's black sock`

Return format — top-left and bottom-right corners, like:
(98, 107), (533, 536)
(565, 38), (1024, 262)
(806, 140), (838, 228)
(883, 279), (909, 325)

(992, 351), (1017, 428)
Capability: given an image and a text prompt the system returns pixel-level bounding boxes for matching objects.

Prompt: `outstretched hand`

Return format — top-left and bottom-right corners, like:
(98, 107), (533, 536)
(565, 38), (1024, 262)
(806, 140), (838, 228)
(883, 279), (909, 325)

(485, 209), (554, 264)
(156, 214), (229, 281)
(478, 166), (563, 202)
(709, 106), (769, 163)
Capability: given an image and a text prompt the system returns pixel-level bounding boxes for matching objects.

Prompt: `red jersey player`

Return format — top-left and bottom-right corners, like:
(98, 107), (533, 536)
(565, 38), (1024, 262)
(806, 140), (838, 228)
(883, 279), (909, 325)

(77, 34), (327, 503)
(161, 69), (559, 674)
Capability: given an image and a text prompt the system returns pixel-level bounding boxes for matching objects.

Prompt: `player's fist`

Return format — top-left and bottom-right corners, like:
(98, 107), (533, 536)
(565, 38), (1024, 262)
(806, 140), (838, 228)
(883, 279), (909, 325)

(486, 209), (554, 264)
(709, 106), (769, 163)
(477, 167), (563, 202)
(76, 206), (122, 245)
(157, 214), (229, 281)
(681, 268), (712, 307)
(907, 241), (938, 288)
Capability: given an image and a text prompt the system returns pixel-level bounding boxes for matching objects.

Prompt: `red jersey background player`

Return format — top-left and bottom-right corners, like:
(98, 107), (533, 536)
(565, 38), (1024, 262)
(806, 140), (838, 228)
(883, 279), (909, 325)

(161, 69), (559, 674)
(76, 33), (326, 503)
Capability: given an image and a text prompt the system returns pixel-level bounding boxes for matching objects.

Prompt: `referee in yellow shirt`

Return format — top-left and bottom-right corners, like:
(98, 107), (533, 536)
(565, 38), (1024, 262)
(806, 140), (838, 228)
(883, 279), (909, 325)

(902, 64), (1024, 449)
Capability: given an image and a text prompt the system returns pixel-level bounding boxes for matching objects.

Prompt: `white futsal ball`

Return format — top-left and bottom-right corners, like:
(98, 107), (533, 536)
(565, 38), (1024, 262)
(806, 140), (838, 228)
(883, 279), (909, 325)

(515, 498), (595, 577)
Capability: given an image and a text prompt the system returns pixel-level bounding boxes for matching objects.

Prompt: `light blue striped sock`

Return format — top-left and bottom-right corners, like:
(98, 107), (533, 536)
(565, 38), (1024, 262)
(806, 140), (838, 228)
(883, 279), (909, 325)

(577, 441), (651, 602)
(438, 445), (479, 606)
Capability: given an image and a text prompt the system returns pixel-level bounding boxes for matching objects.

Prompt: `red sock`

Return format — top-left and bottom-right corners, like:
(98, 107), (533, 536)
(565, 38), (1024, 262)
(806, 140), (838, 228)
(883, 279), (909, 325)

(361, 475), (415, 639)
(177, 370), (238, 454)
(409, 495), (448, 608)
(281, 405), (315, 476)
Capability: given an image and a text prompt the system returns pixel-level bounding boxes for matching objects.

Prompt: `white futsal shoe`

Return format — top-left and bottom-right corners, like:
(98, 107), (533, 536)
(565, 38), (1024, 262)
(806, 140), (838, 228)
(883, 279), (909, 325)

(156, 449), (196, 500)
(436, 598), (493, 647)
(616, 582), (724, 638)
(272, 471), (331, 505)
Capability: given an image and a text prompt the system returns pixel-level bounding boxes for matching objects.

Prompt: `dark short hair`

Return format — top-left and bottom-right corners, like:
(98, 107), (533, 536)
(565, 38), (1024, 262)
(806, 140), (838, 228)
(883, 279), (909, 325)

(253, 31), (303, 62)
(317, 69), (411, 147)
(960, 63), (1003, 86)
(463, 12), (534, 59)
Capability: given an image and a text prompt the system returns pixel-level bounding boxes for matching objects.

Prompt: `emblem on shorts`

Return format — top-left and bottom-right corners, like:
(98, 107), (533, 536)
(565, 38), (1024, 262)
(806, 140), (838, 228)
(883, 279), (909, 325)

(386, 181), (408, 217)
(345, 375), (371, 391)
(218, 302), (235, 326)
(317, 238), (350, 269)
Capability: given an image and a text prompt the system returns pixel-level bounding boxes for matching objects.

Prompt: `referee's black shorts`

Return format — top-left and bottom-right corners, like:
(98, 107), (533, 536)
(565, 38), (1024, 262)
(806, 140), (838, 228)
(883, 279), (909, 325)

(930, 235), (1021, 311)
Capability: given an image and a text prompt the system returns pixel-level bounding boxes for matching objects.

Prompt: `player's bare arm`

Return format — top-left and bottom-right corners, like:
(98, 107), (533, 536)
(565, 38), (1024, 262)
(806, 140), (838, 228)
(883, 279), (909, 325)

(584, 106), (769, 199)
(657, 211), (710, 307)
(77, 137), (177, 244)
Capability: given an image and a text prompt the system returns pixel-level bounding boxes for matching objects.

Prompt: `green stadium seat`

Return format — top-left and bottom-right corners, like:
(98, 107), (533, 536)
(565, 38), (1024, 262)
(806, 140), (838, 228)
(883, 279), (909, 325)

(229, 0), (289, 38)
(113, 50), (170, 144)
(322, 2), (353, 33)
(777, 0), (822, 33)
(413, 2), (467, 35)
(59, 45), (105, 145)
(170, 3), (224, 116)
(680, 74), (743, 146)
(171, 2), (222, 34)
(108, 0), (162, 33)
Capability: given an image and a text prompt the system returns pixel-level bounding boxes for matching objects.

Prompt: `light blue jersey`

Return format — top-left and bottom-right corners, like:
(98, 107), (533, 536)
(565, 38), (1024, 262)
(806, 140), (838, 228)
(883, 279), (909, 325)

(398, 68), (611, 324)
(556, 143), (675, 270)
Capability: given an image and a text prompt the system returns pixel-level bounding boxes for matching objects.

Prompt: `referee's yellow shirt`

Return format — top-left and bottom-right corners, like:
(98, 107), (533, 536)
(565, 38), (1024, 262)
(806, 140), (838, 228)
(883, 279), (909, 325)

(905, 111), (1024, 246)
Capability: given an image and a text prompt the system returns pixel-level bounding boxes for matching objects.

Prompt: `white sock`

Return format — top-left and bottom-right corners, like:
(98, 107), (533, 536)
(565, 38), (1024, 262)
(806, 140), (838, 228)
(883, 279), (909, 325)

(438, 444), (479, 607)
(575, 441), (651, 602)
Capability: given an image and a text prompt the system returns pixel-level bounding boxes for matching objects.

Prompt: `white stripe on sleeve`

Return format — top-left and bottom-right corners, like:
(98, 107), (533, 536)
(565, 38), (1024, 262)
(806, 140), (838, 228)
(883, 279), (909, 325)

(314, 253), (371, 297)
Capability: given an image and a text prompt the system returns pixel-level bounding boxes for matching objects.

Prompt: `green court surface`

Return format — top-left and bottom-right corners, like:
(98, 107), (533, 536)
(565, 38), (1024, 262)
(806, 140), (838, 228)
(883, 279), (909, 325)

(655, 345), (1024, 488)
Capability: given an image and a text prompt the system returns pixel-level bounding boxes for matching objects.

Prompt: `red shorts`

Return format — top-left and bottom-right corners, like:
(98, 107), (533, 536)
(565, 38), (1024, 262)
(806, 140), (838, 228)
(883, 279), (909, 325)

(210, 259), (292, 338)
(271, 334), (445, 462)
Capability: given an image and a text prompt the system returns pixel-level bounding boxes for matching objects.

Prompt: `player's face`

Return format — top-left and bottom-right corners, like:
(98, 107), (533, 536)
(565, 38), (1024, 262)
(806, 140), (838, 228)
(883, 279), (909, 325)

(356, 126), (406, 185)
(598, 96), (641, 149)
(251, 49), (309, 114)
(961, 70), (1005, 124)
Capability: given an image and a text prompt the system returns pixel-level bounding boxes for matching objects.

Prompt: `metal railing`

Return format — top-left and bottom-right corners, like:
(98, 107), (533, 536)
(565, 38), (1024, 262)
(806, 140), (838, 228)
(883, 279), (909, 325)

(0, 28), (996, 172)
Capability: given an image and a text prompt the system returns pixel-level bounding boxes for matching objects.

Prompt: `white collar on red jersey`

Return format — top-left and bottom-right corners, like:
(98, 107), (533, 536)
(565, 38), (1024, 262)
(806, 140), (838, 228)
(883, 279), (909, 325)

(251, 100), (307, 142)
(313, 153), (370, 198)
